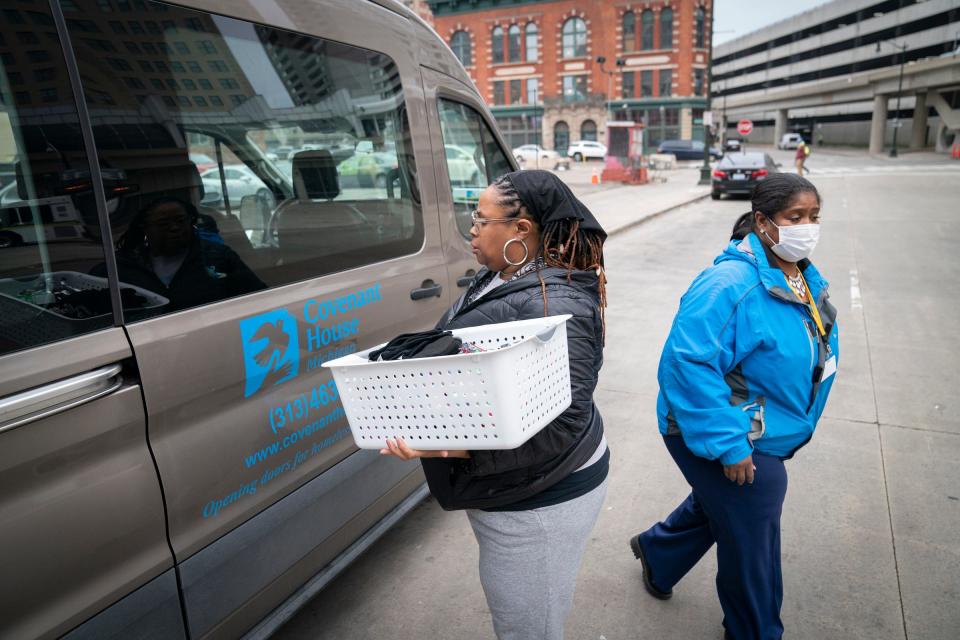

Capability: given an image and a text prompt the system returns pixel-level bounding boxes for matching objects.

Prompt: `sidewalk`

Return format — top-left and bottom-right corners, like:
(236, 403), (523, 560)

(555, 162), (712, 236)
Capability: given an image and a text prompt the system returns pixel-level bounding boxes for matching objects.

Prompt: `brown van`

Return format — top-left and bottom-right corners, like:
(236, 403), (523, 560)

(0, 0), (518, 637)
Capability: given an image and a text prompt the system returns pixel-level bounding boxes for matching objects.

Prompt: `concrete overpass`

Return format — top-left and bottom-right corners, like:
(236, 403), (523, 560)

(721, 54), (960, 153)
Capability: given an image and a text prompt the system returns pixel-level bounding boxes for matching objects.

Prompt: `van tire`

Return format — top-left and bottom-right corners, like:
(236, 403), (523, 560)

(711, 191), (721, 200)
(573, 152), (583, 162)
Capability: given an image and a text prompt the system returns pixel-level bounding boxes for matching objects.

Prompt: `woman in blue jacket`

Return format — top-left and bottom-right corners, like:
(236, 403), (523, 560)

(629, 173), (838, 640)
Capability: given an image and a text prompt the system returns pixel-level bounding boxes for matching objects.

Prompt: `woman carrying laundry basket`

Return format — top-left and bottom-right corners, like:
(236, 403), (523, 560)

(379, 170), (609, 640)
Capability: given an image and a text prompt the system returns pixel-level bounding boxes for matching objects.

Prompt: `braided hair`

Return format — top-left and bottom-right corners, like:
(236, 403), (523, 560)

(490, 174), (608, 337)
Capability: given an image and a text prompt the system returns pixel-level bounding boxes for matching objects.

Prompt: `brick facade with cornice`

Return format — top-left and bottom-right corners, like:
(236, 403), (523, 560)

(428, 0), (711, 152)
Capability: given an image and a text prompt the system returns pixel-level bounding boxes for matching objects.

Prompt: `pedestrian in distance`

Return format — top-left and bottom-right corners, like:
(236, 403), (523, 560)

(795, 141), (810, 175)
(628, 173), (839, 640)
(379, 170), (610, 640)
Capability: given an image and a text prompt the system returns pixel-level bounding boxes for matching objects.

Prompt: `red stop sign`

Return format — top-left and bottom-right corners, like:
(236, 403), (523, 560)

(737, 119), (754, 136)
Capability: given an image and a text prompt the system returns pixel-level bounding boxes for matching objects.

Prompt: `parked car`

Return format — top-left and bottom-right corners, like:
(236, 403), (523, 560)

(0, 182), (87, 247)
(444, 144), (482, 185)
(200, 164), (274, 207)
(512, 144), (570, 170)
(0, 1), (523, 639)
(337, 151), (398, 188)
(711, 151), (781, 200)
(657, 139), (722, 161)
(189, 152), (218, 173)
(566, 140), (607, 162)
(723, 138), (743, 153)
(778, 133), (805, 150)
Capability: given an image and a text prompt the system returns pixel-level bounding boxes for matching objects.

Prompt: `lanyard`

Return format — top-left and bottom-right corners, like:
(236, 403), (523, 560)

(800, 273), (826, 338)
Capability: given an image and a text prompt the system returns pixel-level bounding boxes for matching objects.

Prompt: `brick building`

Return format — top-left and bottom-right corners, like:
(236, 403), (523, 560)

(427, 0), (712, 154)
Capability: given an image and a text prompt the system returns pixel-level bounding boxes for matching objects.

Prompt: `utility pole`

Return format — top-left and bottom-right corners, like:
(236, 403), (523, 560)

(697, 5), (715, 185)
(876, 39), (907, 157)
(533, 86), (540, 169)
(596, 55), (625, 138)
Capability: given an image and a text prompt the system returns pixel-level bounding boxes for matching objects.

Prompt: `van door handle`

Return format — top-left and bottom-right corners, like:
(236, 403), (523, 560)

(0, 364), (124, 434)
(410, 280), (442, 300)
(457, 269), (476, 287)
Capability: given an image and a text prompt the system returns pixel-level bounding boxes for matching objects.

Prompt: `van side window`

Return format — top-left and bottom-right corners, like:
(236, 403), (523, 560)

(63, 0), (423, 320)
(437, 99), (513, 240)
(0, 5), (115, 357)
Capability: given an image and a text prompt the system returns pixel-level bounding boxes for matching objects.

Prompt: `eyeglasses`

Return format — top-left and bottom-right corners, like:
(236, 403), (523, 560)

(470, 210), (516, 228)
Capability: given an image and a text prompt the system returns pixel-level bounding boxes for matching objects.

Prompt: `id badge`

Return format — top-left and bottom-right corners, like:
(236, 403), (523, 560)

(820, 356), (837, 382)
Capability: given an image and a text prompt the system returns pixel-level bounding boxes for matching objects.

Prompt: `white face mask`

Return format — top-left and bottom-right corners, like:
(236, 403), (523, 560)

(761, 221), (820, 262)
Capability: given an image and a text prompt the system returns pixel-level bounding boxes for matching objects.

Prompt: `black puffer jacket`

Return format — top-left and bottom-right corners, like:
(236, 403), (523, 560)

(420, 266), (605, 510)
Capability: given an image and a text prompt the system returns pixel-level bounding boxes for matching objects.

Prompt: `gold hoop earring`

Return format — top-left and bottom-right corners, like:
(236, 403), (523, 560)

(502, 237), (529, 266)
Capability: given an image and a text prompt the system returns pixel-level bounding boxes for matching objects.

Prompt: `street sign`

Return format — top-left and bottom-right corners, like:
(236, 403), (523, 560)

(737, 119), (753, 136)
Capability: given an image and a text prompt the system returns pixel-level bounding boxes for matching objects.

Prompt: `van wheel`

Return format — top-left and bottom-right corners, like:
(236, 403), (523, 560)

(0, 231), (22, 248)
(573, 152), (583, 162)
(711, 191), (721, 200)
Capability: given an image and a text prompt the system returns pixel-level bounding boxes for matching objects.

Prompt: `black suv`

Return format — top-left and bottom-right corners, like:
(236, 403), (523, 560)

(657, 139), (722, 161)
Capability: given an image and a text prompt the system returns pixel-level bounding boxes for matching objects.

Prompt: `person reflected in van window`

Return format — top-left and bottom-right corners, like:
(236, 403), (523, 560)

(379, 170), (609, 640)
(96, 197), (265, 312)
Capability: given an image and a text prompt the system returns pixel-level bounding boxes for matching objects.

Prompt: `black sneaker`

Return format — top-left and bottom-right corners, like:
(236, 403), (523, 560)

(629, 534), (673, 600)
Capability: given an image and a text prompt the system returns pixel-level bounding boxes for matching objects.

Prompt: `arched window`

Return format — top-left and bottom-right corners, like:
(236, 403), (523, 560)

(554, 121), (570, 155)
(622, 11), (636, 52)
(695, 7), (705, 49)
(508, 24), (521, 62)
(581, 119), (597, 142)
(660, 8), (673, 49)
(525, 23), (538, 62)
(561, 18), (587, 59)
(641, 10), (654, 50)
(492, 26), (504, 64)
(450, 31), (471, 67)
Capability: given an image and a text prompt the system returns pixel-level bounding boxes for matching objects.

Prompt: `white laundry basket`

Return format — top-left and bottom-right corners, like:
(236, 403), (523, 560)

(322, 315), (572, 450)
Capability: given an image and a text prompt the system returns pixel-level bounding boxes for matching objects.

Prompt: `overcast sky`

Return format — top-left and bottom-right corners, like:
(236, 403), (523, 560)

(713, 0), (832, 47)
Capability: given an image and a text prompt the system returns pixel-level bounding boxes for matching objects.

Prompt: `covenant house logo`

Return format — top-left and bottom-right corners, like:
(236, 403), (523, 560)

(240, 309), (300, 398)
(238, 284), (383, 398)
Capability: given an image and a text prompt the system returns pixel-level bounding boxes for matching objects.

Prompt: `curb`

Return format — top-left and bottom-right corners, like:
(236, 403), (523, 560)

(606, 191), (712, 238)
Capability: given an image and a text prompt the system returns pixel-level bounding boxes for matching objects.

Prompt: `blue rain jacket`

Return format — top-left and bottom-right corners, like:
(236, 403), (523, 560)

(657, 232), (840, 464)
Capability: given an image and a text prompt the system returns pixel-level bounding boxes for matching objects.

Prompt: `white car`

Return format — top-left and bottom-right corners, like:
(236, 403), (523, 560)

(511, 145), (570, 170)
(200, 165), (273, 207)
(566, 140), (607, 162)
(444, 145), (483, 185)
(777, 133), (805, 150)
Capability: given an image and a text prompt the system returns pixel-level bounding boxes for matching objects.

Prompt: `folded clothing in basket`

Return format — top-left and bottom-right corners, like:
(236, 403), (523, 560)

(368, 329), (463, 361)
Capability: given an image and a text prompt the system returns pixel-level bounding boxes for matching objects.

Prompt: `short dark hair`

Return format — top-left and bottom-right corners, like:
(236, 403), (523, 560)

(118, 196), (199, 253)
(731, 173), (821, 240)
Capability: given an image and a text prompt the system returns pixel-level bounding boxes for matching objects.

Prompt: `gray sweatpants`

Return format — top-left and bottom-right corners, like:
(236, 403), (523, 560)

(466, 477), (608, 640)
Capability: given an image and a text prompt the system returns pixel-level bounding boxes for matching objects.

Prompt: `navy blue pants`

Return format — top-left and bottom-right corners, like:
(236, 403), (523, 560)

(639, 436), (788, 640)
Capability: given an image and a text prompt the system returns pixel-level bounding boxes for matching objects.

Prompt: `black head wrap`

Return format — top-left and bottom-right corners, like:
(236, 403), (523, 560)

(502, 170), (606, 240)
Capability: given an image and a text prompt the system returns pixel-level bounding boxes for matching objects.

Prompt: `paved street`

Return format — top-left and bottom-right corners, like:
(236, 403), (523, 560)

(273, 152), (960, 640)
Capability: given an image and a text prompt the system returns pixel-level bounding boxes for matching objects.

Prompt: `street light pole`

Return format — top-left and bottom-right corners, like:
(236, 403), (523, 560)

(596, 57), (624, 123)
(878, 39), (907, 157)
(698, 5), (715, 185)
